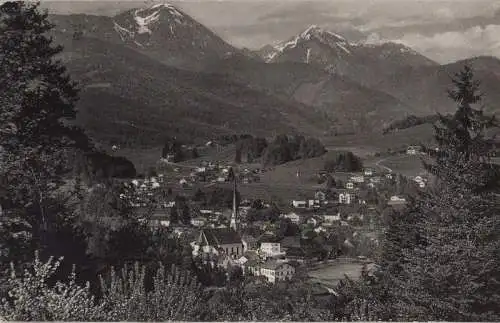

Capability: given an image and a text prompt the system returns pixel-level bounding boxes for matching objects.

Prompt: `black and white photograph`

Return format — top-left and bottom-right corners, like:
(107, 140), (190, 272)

(0, 0), (499, 321)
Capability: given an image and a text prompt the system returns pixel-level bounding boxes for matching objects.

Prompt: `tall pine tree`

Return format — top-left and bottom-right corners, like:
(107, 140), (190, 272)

(0, 2), (91, 262)
(341, 64), (500, 321)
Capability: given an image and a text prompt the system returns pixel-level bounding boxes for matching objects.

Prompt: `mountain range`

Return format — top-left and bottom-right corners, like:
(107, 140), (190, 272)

(46, 2), (500, 149)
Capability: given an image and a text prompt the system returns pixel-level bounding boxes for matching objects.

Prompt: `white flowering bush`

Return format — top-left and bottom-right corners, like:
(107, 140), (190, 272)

(0, 251), (105, 321)
(99, 262), (201, 321)
(0, 252), (202, 321)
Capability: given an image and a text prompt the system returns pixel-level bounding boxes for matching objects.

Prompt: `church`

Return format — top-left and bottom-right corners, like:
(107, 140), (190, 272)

(192, 170), (244, 259)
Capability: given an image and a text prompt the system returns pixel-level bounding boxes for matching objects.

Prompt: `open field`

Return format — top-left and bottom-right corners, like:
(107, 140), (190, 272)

(307, 258), (367, 288)
(322, 124), (435, 154)
(113, 146), (162, 174)
(364, 154), (425, 177)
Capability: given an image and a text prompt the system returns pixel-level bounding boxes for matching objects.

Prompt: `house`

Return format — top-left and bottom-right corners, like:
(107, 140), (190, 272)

(346, 182), (355, 190)
(351, 175), (365, 183)
(282, 212), (301, 224)
(308, 199), (320, 208)
(164, 201), (176, 208)
(190, 217), (206, 228)
(339, 192), (355, 204)
(244, 259), (262, 276)
(323, 214), (341, 223)
(242, 235), (259, 251)
(200, 209), (213, 216)
(314, 191), (327, 201)
(148, 214), (170, 229)
(363, 168), (374, 176)
(259, 260), (295, 283)
(196, 167), (206, 173)
(314, 226), (327, 233)
(388, 195), (407, 206)
(260, 242), (286, 258)
(414, 176), (424, 183)
(370, 176), (381, 183)
(194, 228), (244, 258)
(179, 178), (188, 186)
(417, 181), (426, 188)
(292, 200), (307, 208)
(385, 173), (394, 180)
(406, 146), (420, 155)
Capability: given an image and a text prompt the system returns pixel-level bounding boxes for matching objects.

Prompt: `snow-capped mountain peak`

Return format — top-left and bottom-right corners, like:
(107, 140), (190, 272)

(110, 2), (238, 69)
(300, 25), (347, 44)
(133, 7), (161, 34)
(115, 2), (187, 37)
(267, 25), (352, 63)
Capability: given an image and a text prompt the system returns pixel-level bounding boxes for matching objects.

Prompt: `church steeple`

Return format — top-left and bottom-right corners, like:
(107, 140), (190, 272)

(230, 172), (238, 231)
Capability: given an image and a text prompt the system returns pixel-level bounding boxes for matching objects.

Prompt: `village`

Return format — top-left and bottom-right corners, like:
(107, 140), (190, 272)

(118, 144), (429, 288)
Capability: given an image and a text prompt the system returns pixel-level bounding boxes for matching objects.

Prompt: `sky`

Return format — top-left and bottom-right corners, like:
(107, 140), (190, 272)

(40, 0), (500, 63)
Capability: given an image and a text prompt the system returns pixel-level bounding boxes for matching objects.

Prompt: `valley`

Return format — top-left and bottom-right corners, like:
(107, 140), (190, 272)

(3, 1), (500, 321)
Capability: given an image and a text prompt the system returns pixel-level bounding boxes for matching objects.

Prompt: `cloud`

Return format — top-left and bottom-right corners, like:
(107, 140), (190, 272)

(366, 24), (500, 63)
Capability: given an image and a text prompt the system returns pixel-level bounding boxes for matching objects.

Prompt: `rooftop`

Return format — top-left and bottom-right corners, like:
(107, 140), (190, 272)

(202, 228), (242, 245)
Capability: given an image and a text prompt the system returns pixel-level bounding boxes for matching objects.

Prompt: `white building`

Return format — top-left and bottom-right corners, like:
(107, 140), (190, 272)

(364, 168), (374, 176)
(308, 199), (320, 208)
(351, 175), (365, 183)
(259, 261), (295, 284)
(346, 182), (355, 190)
(339, 192), (354, 204)
(406, 146), (420, 155)
(260, 242), (286, 258)
(388, 195), (407, 206)
(323, 214), (341, 223)
(292, 200), (307, 208)
(282, 212), (301, 224)
(191, 217), (206, 227)
(314, 226), (327, 233)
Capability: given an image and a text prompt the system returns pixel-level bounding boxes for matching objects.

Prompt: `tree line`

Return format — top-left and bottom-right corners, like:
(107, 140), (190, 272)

(235, 134), (326, 165)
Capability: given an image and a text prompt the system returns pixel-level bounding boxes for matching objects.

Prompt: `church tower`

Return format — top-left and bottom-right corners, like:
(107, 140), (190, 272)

(230, 174), (238, 231)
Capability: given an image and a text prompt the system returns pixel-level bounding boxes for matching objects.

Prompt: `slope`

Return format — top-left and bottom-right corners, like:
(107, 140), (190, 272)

(59, 37), (330, 147)
(50, 2), (242, 71)
(208, 56), (413, 133)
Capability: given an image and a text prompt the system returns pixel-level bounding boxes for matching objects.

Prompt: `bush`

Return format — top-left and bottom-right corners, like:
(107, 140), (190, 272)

(0, 252), (201, 321)
(0, 252), (104, 321)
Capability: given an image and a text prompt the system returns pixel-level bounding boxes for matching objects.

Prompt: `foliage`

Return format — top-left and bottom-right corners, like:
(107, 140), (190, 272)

(99, 262), (201, 321)
(0, 252), (104, 321)
(246, 204), (281, 223)
(75, 151), (136, 183)
(198, 280), (335, 321)
(0, 252), (201, 321)
(323, 151), (363, 173)
(262, 134), (326, 166)
(0, 1), (94, 274)
(349, 64), (500, 321)
(382, 114), (443, 134)
(234, 136), (268, 163)
(161, 138), (198, 162)
(206, 187), (240, 209)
